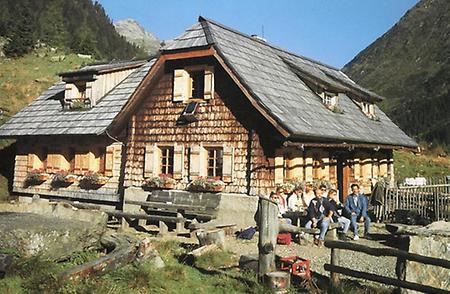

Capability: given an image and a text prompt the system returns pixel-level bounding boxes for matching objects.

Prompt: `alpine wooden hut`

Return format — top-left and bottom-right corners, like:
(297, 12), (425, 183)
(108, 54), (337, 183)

(0, 17), (417, 207)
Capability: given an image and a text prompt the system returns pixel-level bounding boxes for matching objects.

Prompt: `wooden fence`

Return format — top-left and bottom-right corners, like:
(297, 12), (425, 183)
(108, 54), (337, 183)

(375, 177), (450, 222)
(324, 240), (450, 294)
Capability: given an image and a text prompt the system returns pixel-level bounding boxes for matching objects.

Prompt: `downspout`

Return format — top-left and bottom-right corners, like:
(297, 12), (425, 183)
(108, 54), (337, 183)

(246, 129), (254, 195)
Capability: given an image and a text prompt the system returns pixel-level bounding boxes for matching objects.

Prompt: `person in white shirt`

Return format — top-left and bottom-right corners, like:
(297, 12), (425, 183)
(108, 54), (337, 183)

(302, 182), (315, 208)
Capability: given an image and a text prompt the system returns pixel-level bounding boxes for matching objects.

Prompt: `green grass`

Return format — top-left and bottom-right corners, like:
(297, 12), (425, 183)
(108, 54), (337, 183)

(0, 240), (268, 294)
(394, 149), (450, 181)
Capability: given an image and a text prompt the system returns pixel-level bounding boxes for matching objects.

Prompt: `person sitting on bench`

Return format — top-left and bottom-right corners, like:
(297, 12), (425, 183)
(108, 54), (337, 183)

(325, 189), (351, 240)
(270, 190), (292, 225)
(344, 183), (371, 240)
(305, 187), (331, 247)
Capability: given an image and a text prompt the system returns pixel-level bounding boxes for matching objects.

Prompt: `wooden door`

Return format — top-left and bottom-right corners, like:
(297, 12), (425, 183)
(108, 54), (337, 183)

(337, 157), (350, 203)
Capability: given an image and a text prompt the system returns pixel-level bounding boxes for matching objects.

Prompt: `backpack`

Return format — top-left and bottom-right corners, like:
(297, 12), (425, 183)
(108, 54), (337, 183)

(237, 227), (257, 240)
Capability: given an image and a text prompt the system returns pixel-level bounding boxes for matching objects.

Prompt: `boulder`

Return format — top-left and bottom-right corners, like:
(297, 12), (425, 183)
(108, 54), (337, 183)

(0, 201), (108, 260)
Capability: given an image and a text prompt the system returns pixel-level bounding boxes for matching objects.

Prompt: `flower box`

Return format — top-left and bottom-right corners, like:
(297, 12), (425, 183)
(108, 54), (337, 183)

(143, 174), (176, 190)
(79, 171), (108, 189)
(52, 170), (77, 187)
(26, 168), (49, 185)
(188, 177), (225, 193)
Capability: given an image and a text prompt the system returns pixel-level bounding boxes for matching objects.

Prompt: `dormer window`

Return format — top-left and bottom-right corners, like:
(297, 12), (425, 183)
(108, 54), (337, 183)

(360, 101), (376, 118)
(322, 92), (337, 107)
(63, 81), (92, 110)
(173, 66), (214, 102)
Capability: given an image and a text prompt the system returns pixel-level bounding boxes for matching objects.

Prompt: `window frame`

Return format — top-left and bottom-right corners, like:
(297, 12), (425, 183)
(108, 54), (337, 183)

(206, 147), (223, 179)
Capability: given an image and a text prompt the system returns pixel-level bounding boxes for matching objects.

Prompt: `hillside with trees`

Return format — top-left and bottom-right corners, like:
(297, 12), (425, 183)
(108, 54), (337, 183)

(343, 0), (449, 148)
(0, 0), (145, 60)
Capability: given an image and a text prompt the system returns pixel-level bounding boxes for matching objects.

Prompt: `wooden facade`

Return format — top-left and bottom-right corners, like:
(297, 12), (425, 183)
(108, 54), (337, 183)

(122, 55), (395, 199)
(124, 57), (281, 196)
(13, 136), (123, 202)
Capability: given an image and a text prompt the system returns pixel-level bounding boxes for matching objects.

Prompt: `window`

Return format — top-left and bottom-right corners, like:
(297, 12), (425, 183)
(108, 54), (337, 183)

(161, 146), (174, 175)
(173, 66), (214, 102)
(206, 148), (223, 178)
(191, 71), (205, 99)
(360, 101), (375, 118)
(322, 93), (337, 106)
(63, 82), (92, 110)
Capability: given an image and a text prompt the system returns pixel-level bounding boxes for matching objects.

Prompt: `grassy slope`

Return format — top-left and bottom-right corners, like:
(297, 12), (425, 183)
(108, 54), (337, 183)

(0, 49), (87, 200)
(0, 240), (267, 294)
(394, 149), (450, 181)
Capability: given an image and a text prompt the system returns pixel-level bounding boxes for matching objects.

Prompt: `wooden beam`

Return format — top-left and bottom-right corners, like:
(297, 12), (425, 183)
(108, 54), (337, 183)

(324, 264), (449, 294)
(257, 197), (279, 279)
(213, 51), (290, 138)
(106, 210), (185, 223)
(163, 47), (215, 60)
(324, 240), (450, 269)
(283, 141), (418, 152)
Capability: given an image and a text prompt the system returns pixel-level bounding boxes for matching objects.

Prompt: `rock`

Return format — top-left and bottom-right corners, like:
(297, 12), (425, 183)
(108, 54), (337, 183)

(0, 202), (108, 260)
(113, 18), (160, 56)
(0, 254), (13, 279)
(135, 237), (165, 268)
(239, 254), (258, 272)
(196, 229), (226, 248)
(76, 53), (92, 59)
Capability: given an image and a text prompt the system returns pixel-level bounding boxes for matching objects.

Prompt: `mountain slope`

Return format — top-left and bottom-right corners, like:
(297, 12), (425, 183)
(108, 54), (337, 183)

(114, 19), (160, 57)
(343, 0), (450, 146)
(0, 0), (145, 60)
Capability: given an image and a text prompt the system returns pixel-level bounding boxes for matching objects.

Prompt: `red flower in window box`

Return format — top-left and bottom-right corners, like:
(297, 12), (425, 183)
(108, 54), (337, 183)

(143, 174), (176, 190)
(188, 177), (225, 193)
(26, 168), (49, 185)
(79, 171), (108, 189)
(51, 170), (77, 187)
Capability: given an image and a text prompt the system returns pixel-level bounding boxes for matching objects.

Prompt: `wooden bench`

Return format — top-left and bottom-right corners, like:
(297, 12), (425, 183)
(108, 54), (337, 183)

(122, 190), (221, 235)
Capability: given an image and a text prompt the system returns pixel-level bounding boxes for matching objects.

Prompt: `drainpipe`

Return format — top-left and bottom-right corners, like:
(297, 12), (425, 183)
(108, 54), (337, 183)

(246, 129), (254, 195)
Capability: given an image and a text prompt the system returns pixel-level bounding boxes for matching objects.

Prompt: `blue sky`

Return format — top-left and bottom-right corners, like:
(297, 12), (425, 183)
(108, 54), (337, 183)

(98, 0), (419, 68)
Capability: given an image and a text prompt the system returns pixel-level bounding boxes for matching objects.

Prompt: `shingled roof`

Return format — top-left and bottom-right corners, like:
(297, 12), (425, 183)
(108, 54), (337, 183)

(0, 59), (155, 137)
(162, 17), (417, 148)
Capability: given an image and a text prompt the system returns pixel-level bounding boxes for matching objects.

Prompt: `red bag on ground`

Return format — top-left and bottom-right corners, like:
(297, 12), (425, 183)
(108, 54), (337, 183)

(277, 233), (292, 245)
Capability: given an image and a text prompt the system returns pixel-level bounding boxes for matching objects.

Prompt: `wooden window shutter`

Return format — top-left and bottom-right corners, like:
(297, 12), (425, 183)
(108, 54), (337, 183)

(173, 144), (184, 180)
(74, 153), (82, 174)
(27, 154), (35, 171)
(173, 69), (190, 102)
(189, 145), (201, 180)
(222, 146), (234, 183)
(104, 146), (114, 177)
(144, 144), (160, 178)
(274, 154), (284, 184)
(203, 68), (214, 100)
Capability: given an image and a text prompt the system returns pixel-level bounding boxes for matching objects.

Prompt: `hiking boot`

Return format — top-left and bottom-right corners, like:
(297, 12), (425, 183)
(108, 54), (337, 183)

(353, 235), (359, 241)
(317, 240), (324, 248)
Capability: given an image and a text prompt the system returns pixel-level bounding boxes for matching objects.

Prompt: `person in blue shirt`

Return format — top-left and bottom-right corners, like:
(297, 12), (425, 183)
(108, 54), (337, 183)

(344, 183), (371, 240)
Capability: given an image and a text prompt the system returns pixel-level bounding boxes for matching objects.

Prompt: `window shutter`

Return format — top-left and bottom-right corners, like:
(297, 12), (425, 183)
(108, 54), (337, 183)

(274, 154), (284, 184)
(74, 153), (82, 174)
(173, 69), (189, 102)
(222, 146), (234, 183)
(104, 146), (114, 177)
(144, 144), (160, 178)
(27, 154), (35, 171)
(189, 145), (200, 180)
(203, 68), (214, 100)
(173, 144), (184, 180)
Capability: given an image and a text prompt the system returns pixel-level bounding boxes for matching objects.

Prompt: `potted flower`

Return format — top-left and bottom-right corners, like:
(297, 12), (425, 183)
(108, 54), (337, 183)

(143, 174), (176, 190)
(278, 179), (305, 194)
(51, 170), (77, 187)
(79, 171), (108, 189)
(188, 177), (225, 193)
(26, 168), (49, 185)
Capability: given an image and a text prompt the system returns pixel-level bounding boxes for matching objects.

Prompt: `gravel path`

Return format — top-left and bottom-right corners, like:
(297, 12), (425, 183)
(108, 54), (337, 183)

(226, 224), (398, 280)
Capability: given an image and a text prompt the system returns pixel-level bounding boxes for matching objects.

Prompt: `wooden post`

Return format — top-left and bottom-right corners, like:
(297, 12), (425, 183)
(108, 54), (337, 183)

(330, 248), (340, 287)
(257, 197), (279, 280)
(176, 212), (184, 234)
(159, 221), (168, 237)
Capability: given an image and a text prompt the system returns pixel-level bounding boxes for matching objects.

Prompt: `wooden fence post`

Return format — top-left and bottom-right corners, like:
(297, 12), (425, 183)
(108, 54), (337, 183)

(257, 197), (279, 280)
(330, 247), (340, 287)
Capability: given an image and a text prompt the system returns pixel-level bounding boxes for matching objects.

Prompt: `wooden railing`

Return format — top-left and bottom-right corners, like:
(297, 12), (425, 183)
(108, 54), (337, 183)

(324, 240), (450, 294)
(375, 177), (450, 222)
